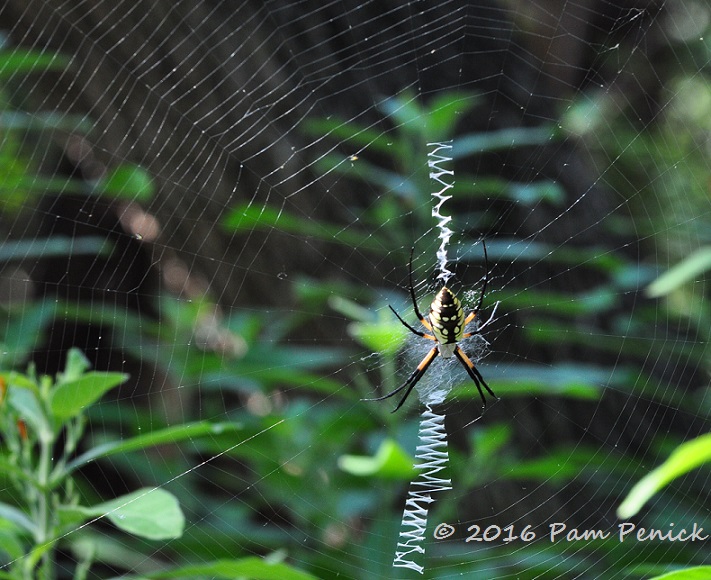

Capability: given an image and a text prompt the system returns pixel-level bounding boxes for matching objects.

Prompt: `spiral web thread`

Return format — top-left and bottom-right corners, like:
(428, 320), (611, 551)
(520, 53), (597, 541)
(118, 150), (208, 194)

(392, 144), (455, 573)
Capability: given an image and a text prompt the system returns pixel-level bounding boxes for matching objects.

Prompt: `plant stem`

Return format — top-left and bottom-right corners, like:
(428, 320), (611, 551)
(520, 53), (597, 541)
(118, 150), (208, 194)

(32, 430), (54, 580)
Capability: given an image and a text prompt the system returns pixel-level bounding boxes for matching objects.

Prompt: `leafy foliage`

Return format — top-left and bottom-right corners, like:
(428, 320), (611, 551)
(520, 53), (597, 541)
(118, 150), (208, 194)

(0, 350), (184, 577)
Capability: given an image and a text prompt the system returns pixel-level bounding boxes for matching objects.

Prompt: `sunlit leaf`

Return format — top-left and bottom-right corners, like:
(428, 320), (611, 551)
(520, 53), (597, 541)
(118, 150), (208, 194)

(0, 371), (39, 393)
(60, 348), (92, 382)
(428, 92), (481, 137)
(100, 164), (154, 201)
(0, 502), (37, 534)
(0, 49), (70, 79)
(648, 567), (711, 580)
(330, 296), (408, 356)
(0, 524), (25, 560)
(347, 320), (406, 357)
(646, 246), (711, 298)
(339, 438), (416, 479)
(328, 295), (374, 323)
(6, 387), (46, 436)
(617, 434), (711, 519)
(78, 487), (184, 540)
(463, 238), (624, 272)
(50, 372), (129, 420)
(65, 422), (242, 475)
(561, 93), (613, 137)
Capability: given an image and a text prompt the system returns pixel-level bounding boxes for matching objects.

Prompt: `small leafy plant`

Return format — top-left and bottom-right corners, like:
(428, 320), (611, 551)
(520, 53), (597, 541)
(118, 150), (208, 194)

(0, 348), (184, 579)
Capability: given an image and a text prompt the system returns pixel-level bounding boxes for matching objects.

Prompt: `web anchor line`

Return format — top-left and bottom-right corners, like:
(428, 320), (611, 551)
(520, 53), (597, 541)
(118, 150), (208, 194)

(428, 141), (454, 285)
(393, 403), (452, 574)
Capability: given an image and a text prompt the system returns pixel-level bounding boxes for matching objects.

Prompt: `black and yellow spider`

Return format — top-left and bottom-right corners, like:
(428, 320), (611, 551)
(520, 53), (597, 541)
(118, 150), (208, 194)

(366, 241), (497, 413)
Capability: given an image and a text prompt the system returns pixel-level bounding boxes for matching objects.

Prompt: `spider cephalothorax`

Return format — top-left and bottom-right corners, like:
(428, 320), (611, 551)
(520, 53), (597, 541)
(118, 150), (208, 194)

(365, 241), (497, 412)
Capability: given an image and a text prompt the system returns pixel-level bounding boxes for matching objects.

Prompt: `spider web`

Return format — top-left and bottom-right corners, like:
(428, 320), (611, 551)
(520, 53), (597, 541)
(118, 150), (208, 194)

(1, 0), (710, 578)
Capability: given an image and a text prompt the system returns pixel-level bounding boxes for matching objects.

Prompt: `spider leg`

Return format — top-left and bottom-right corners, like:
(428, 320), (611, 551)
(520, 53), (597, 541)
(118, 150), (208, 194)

(475, 238), (489, 314)
(476, 300), (499, 332)
(362, 346), (439, 412)
(462, 301), (499, 338)
(460, 239), (493, 336)
(454, 346), (496, 407)
(407, 247), (433, 330)
(389, 305), (435, 340)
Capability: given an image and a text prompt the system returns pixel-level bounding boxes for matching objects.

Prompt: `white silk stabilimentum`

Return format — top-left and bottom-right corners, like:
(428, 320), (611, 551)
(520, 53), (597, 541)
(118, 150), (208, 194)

(428, 142), (455, 285)
(393, 143), (456, 573)
(393, 402), (452, 574)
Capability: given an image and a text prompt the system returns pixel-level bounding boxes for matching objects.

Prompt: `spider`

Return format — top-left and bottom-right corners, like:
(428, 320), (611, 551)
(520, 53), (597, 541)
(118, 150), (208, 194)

(365, 241), (498, 413)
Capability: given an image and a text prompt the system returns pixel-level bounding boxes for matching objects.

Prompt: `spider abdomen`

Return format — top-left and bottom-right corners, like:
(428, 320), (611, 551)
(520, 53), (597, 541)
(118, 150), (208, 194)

(429, 287), (465, 346)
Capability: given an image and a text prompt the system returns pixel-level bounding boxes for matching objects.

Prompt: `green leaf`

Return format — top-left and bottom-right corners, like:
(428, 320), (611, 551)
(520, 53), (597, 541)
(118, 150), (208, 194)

(338, 439), (416, 479)
(0, 236), (111, 262)
(561, 93), (612, 137)
(648, 567), (711, 580)
(100, 164), (154, 201)
(3, 369), (49, 436)
(427, 92), (481, 138)
(6, 387), (47, 436)
(64, 421), (242, 475)
(617, 433), (711, 519)
(301, 118), (394, 157)
(347, 320), (406, 357)
(0, 111), (91, 132)
(503, 446), (618, 483)
(0, 456), (34, 484)
(458, 363), (608, 400)
(509, 181), (565, 205)
(0, 371), (39, 392)
(463, 238), (624, 272)
(145, 557), (319, 580)
(379, 94), (423, 133)
(0, 501), (37, 534)
(224, 203), (318, 235)
(452, 126), (555, 158)
(61, 348), (92, 382)
(0, 521), (25, 560)
(224, 203), (382, 251)
(646, 246), (711, 297)
(328, 295), (375, 323)
(2, 175), (87, 196)
(0, 303), (57, 366)
(0, 49), (70, 80)
(313, 155), (418, 199)
(329, 296), (408, 356)
(50, 372), (128, 420)
(80, 488), (184, 540)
